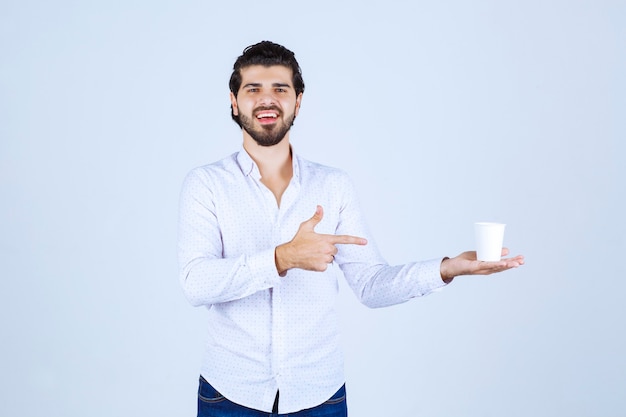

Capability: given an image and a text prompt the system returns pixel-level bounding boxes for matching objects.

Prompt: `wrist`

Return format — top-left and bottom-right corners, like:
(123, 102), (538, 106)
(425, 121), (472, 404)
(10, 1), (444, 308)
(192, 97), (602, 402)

(440, 257), (454, 283)
(274, 244), (289, 277)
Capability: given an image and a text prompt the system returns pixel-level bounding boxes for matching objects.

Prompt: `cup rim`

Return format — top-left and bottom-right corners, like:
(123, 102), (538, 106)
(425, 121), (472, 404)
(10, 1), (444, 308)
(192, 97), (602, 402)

(474, 222), (506, 226)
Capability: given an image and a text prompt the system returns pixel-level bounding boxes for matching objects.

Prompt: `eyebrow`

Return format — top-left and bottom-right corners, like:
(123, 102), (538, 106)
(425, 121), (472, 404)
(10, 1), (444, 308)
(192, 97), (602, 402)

(242, 82), (292, 89)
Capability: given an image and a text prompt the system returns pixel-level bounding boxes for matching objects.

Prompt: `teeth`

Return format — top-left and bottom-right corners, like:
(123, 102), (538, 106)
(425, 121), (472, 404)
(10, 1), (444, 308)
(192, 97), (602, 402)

(257, 113), (277, 119)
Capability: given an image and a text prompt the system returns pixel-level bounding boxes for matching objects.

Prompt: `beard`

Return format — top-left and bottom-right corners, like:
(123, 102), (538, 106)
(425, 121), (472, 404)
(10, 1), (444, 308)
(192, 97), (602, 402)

(239, 106), (296, 147)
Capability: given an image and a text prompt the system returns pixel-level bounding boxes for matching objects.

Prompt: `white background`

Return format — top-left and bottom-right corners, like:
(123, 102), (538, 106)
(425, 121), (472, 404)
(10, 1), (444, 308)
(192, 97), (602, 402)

(1, 1), (624, 416)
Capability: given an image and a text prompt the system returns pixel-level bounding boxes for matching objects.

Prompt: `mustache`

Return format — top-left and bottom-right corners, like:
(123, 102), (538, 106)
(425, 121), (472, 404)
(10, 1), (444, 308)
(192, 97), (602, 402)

(253, 105), (282, 115)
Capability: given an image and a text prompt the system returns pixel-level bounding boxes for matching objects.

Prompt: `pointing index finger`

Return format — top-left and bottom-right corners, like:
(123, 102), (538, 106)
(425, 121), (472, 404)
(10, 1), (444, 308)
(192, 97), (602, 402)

(326, 234), (368, 245)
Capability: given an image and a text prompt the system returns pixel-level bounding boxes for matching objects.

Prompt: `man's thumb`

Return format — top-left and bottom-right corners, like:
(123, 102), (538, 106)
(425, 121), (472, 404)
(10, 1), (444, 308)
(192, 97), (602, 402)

(302, 205), (323, 230)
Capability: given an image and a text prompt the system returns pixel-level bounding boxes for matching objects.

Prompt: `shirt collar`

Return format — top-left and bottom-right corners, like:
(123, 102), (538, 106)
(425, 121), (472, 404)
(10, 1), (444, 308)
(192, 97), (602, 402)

(236, 145), (301, 181)
(236, 146), (258, 178)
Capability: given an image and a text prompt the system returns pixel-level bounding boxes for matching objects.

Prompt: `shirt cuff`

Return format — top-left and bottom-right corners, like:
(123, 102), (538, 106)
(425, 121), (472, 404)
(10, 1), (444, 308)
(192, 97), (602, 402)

(246, 248), (282, 288)
(417, 257), (449, 294)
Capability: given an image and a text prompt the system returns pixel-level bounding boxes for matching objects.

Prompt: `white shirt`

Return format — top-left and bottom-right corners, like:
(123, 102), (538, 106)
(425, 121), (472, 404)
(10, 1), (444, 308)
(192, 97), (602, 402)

(178, 148), (447, 413)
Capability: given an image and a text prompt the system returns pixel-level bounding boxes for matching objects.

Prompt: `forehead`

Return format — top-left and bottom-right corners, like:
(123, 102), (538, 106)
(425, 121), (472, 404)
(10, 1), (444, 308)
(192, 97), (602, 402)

(239, 65), (294, 86)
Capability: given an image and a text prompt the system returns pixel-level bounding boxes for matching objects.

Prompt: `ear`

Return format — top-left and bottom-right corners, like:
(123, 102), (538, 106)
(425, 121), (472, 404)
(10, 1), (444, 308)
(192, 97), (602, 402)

(230, 92), (239, 116)
(294, 92), (303, 116)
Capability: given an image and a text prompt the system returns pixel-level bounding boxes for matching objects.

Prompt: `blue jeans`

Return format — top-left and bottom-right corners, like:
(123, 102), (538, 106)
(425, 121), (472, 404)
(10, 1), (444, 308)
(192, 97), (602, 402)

(197, 376), (348, 417)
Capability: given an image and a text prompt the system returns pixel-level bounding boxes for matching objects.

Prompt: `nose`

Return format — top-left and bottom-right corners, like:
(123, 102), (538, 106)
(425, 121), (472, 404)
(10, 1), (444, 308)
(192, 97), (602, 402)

(257, 91), (277, 107)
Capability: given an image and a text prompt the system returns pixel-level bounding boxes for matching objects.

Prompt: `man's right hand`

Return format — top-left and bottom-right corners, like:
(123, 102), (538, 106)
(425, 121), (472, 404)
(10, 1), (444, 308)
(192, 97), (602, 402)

(275, 205), (368, 276)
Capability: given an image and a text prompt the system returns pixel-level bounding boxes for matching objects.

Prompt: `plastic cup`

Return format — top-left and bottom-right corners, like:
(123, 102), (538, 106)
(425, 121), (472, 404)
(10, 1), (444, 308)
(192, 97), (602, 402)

(474, 222), (506, 262)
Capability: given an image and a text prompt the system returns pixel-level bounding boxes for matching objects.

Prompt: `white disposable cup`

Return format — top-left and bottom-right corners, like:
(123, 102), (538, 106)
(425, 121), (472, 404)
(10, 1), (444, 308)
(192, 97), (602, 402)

(474, 222), (506, 262)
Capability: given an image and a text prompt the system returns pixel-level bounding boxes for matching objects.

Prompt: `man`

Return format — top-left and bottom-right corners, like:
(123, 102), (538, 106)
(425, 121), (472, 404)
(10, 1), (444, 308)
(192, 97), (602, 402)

(178, 41), (524, 417)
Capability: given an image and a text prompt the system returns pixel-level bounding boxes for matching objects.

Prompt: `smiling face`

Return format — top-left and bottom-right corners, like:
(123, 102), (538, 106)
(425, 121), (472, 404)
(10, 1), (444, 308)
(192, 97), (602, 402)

(230, 65), (302, 147)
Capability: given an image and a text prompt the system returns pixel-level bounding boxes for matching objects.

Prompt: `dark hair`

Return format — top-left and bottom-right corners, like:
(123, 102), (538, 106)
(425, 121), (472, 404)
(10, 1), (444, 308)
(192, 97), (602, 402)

(229, 41), (305, 127)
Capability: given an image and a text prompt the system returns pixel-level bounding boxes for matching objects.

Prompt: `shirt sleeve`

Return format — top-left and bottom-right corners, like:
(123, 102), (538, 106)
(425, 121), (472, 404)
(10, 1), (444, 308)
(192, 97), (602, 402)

(177, 168), (281, 307)
(333, 173), (448, 308)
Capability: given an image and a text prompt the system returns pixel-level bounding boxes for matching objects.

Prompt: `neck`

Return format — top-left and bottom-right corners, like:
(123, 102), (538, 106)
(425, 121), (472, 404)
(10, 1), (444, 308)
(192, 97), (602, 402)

(243, 134), (292, 177)
(243, 134), (293, 207)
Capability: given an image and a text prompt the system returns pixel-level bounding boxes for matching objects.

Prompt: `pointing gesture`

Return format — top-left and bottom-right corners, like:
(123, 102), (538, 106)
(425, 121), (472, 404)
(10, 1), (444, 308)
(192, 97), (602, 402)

(275, 205), (367, 275)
